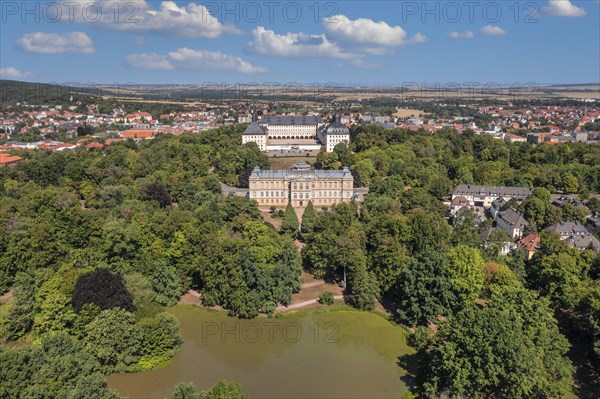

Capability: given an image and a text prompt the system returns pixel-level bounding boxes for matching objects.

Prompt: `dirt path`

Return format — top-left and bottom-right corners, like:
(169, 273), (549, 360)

(0, 290), (13, 303)
(179, 272), (346, 314)
(179, 289), (201, 306)
(276, 295), (344, 311)
(300, 280), (325, 289)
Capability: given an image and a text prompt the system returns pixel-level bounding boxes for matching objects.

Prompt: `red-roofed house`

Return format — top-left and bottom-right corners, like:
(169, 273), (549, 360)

(123, 129), (153, 140)
(0, 153), (23, 167)
(123, 112), (152, 123)
(105, 138), (125, 145)
(85, 142), (104, 150)
(518, 233), (540, 260)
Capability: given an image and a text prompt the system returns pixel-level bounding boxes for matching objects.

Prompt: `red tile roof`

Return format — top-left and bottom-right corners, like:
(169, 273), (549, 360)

(85, 142), (104, 150)
(0, 153), (23, 166)
(123, 129), (153, 139)
(518, 233), (540, 251)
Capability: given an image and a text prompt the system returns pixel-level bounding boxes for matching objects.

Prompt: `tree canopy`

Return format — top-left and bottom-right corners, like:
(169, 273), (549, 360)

(72, 268), (135, 313)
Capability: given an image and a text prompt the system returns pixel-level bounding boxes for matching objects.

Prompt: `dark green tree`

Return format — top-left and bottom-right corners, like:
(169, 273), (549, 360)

(205, 380), (247, 399)
(300, 201), (318, 236)
(72, 268), (135, 313)
(173, 382), (203, 399)
(139, 312), (183, 357)
(142, 182), (172, 208)
(151, 261), (183, 307)
(418, 289), (573, 399)
(394, 250), (456, 326)
(84, 308), (142, 372)
(450, 209), (483, 248)
(447, 245), (486, 308)
(1, 272), (36, 340)
(280, 203), (299, 236)
(0, 332), (119, 399)
(346, 252), (378, 311)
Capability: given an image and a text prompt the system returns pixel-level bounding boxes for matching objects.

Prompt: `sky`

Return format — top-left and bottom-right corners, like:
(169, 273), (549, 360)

(0, 0), (599, 86)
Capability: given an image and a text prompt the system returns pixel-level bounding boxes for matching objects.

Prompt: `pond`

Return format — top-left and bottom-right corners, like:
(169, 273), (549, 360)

(107, 305), (414, 399)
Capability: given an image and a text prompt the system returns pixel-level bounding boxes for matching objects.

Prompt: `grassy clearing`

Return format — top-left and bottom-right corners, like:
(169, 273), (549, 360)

(269, 157), (317, 170)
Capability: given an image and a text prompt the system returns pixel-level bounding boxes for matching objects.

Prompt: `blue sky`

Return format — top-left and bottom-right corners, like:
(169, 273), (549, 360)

(1, 0), (599, 85)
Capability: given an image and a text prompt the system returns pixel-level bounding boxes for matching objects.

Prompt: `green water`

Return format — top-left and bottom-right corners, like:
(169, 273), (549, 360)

(107, 305), (414, 399)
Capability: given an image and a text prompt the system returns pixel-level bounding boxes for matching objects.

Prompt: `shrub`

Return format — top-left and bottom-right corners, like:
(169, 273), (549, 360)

(318, 292), (335, 305)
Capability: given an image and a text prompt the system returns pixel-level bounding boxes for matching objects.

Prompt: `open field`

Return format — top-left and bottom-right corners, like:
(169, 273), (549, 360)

(100, 96), (209, 106)
(97, 88), (599, 103)
(394, 108), (424, 118)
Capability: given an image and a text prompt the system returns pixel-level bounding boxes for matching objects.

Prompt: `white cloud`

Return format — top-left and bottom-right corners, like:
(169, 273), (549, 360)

(246, 26), (353, 59)
(410, 33), (428, 45)
(481, 25), (507, 36)
(448, 31), (474, 39)
(247, 16), (425, 62)
(17, 32), (94, 54)
(56, 0), (241, 38)
(542, 0), (586, 17)
(322, 15), (426, 48)
(0, 66), (33, 79)
(126, 48), (266, 74)
(125, 53), (173, 70)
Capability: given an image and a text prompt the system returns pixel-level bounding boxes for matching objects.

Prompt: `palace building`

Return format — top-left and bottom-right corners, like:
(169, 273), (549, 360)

(242, 114), (350, 153)
(249, 162), (354, 208)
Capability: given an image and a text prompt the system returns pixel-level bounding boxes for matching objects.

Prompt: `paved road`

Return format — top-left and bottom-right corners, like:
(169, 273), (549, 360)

(220, 182), (248, 198)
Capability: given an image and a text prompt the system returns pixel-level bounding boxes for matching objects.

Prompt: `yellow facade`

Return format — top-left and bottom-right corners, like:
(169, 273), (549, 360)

(249, 163), (354, 208)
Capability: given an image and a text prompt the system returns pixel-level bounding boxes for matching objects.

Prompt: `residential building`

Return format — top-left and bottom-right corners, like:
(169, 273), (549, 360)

(123, 129), (153, 140)
(496, 208), (529, 239)
(450, 195), (471, 215)
(586, 213), (600, 231)
(481, 227), (515, 256)
(505, 133), (527, 143)
(518, 233), (541, 260)
(452, 185), (532, 209)
(85, 142), (104, 150)
(490, 197), (507, 218)
(546, 221), (600, 253)
(0, 153), (23, 167)
(547, 221), (592, 238)
(123, 112), (152, 123)
(565, 235), (600, 252)
(248, 162), (353, 208)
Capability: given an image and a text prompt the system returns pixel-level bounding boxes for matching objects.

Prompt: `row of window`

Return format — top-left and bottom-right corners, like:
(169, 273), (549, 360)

(268, 135), (316, 139)
(258, 198), (286, 204)
(252, 191), (350, 198)
(255, 198), (344, 205)
(252, 191), (286, 198)
(251, 181), (348, 190)
(267, 126), (315, 130)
